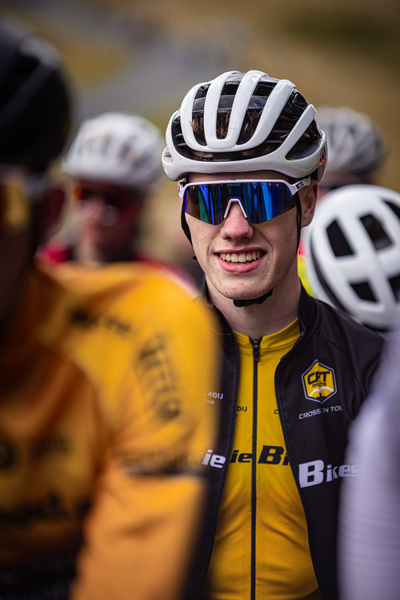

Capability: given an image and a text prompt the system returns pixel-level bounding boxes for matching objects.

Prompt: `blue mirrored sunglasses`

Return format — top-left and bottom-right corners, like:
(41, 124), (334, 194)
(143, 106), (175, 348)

(178, 178), (311, 225)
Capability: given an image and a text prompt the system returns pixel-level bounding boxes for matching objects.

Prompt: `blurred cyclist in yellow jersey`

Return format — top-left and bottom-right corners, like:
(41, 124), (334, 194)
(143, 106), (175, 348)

(0, 18), (220, 600)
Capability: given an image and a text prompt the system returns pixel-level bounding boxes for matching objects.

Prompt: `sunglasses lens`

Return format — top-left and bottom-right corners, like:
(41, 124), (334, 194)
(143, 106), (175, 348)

(183, 184), (224, 225)
(75, 186), (131, 207)
(183, 182), (297, 225)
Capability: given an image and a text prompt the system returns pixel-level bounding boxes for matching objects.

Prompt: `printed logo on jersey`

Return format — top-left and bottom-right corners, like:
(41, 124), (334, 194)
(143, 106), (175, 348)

(207, 390), (224, 405)
(302, 360), (336, 404)
(136, 333), (181, 421)
(299, 459), (358, 488)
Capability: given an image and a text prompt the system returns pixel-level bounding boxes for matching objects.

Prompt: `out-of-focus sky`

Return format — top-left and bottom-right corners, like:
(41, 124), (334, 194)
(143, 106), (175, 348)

(2, 0), (400, 261)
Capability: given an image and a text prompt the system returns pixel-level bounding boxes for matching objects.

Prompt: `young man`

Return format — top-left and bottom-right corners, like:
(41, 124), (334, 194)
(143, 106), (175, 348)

(162, 70), (385, 600)
(0, 19), (219, 600)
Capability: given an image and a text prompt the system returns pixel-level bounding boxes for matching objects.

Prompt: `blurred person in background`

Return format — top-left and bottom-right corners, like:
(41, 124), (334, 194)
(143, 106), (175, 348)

(316, 106), (387, 198)
(298, 106), (388, 292)
(0, 18), (220, 600)
(304, 184), (400, 336)
(162, 69), (385, 600)
(39, 110), (165, 266)
(338, 314), (400, 600)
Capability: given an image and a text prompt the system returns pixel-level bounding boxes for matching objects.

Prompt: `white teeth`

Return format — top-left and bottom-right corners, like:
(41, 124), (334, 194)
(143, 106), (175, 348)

(220, 251), (262, 263)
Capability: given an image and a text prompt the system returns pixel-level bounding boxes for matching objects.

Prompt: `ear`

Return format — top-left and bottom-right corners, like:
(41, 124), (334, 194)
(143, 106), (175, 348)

(300, 180), (319, 228)
(38, 185), (67, 244)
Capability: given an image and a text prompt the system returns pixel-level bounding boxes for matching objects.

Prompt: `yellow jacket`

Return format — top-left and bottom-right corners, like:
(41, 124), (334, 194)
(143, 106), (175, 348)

(0, 261), (220, 600)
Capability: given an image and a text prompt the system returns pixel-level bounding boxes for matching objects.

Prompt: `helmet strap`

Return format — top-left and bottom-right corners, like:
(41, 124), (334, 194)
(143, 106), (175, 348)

(181, 202), (192, 245)
(295, 192), (302, 250)
(233, 289), (273, 307)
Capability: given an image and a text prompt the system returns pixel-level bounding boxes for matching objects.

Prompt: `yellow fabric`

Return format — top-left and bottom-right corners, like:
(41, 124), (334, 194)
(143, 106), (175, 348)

(203, 321), (319, 600)
(298, 254), (314, 296)
(0, 261), (220, 600)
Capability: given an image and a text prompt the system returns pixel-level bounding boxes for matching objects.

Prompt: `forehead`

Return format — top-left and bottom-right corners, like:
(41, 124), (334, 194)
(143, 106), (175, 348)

(188, 170), (289, 183)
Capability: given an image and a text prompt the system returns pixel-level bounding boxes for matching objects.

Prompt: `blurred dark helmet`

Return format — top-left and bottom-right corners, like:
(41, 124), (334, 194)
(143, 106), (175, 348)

(0, 19), (71, 171)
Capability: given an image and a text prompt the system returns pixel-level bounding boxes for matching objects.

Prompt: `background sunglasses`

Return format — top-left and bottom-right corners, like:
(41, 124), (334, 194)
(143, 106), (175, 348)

(179, 178), (311, 225)
(74, 185), (132, 208)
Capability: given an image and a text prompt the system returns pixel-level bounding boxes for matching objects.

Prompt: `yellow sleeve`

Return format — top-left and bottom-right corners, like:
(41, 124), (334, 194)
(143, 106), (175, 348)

(70, 277), (220, 600)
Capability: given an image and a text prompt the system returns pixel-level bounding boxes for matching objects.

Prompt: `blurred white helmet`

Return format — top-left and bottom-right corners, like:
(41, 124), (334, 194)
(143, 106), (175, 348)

(162, 70), (327, 182)
(316, 106), (387, 178)
(305, 185), (400, 331)
(63, 111), (164, 192)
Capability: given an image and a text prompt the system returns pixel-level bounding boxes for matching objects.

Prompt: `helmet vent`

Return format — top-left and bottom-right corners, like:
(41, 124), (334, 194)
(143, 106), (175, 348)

(237, 109), (263, 145)
(389, 275), (400, 301)
(100, 134), (112, 155)
(350, 282), (377, 303)
(327, 220), (354, 256)
(286, 120), (322, 161)
(195, 84), (209, 100)
(384, 200), (400, 222)
(221, 82), (240, 96)
(253, 81), (277, 98)
(310, 239), (348, 312)
(119, 141), (132, 161)
(360, 214), (391, 249)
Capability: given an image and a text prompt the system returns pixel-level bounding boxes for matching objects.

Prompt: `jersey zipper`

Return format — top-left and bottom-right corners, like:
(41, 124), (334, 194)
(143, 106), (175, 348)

(251, 338), (260, 600)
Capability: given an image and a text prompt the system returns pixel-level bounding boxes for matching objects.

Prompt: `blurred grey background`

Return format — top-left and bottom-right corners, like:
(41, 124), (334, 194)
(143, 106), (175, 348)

(2, 0), (399, 263)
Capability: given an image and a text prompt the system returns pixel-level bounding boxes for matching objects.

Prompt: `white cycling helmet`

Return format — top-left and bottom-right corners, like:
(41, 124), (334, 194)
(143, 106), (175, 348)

(162, 70), (327, 182)
(316, 106), (387, 178)
(305, 185), (400, 331)
(63, 111), (164, 192)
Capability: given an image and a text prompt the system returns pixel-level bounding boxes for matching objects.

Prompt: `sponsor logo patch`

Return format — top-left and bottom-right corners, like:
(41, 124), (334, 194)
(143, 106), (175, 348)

(302, 360), (336, 404)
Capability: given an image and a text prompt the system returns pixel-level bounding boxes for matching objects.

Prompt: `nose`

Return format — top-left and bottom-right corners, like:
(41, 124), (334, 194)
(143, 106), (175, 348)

(77, 198), (120, 226)
(221, 199), (253, 240)
(77, 197), (104, 220)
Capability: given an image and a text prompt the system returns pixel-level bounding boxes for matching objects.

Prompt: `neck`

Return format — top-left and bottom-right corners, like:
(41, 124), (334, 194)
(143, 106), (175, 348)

(207, 274), (301, 339)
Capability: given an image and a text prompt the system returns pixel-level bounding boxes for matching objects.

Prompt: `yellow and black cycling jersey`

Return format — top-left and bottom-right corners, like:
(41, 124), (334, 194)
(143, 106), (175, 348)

(203, 322), (320, 600)
(194, 287), (384, 600)
(0, 260), (220, 600)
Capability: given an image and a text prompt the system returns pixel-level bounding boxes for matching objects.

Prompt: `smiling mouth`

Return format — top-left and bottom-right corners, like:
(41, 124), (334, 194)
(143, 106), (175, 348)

(219, 250), (264, 263)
